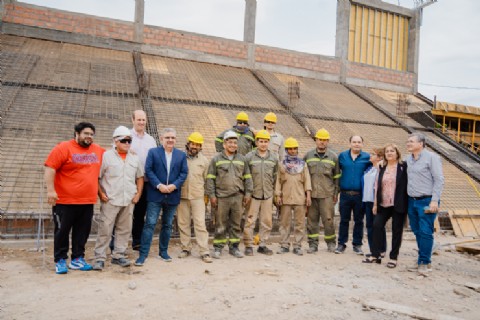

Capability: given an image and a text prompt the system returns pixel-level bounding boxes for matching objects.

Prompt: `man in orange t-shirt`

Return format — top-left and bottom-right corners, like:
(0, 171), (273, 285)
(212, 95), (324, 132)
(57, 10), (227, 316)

(44, 122), (105, 274)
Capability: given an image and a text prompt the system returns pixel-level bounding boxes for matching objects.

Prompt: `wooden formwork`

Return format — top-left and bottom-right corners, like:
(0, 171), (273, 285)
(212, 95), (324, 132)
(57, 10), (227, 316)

(448, 209), (480, 238)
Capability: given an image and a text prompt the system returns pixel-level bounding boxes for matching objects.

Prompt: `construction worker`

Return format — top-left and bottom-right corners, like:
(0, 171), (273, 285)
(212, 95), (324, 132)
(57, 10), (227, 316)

(275, 137), (312, 255)
(263, 112), (285, 161)
(215, 111), (255, 155)
(176, 132), (213, 263)
(243, 130), (279, 256)
(304, 128), (340, 253)
(206, 131), (253, 259)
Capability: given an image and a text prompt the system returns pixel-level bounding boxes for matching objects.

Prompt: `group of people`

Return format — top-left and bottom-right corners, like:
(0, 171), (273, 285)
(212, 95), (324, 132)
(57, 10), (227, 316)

(44, 110), (444, 277)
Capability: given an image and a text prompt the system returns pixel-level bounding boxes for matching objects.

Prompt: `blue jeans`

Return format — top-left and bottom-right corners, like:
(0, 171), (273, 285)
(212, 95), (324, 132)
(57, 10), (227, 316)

(338, 193), (364, 246)
(139, 201), (178, 258)
(408, 197), (436, 265)
(364, 202), (386, 254)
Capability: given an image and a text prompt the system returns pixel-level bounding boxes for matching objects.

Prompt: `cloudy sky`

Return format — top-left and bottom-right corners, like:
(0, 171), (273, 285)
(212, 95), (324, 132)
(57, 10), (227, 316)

(22, 0), (480, 107)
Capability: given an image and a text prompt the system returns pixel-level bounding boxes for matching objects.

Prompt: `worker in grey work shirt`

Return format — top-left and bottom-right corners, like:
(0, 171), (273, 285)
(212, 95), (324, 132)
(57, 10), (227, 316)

(405, 132), (444, 276)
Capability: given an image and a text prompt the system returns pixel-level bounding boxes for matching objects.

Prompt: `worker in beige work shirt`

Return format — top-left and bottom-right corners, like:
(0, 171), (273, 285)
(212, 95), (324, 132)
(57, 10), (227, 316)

(176, 132), (213, 263)
(275, 137), (312, 256)
(93, 126), (144, 271)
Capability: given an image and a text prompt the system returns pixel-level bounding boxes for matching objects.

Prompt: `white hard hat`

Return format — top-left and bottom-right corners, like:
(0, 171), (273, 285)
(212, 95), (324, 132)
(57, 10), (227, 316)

(113, 126), (131, 139)
(223, 130), (238, 140)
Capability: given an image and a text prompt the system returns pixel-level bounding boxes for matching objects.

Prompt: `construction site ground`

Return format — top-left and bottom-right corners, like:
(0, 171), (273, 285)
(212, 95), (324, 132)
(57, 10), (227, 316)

(1, 232), (479, 320)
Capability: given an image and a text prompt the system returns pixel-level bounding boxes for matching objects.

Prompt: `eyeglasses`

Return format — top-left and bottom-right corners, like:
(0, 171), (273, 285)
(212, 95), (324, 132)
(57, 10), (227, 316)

(118, 138), (132, 144)
(264, 121), (275, 124)
(237, 121), (248, 125)
(164, 136), (176, 140)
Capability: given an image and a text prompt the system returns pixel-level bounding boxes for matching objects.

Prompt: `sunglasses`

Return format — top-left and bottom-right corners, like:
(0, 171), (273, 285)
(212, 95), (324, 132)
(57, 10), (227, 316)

(264, 121), (275, 124)
(118, 138), (132, 144)
(237, 121), (248, 125)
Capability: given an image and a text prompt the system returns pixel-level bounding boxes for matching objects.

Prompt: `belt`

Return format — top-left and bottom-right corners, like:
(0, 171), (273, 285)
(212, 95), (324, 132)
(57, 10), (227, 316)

(252, 196), (272, 200)
(410, 195), (432, 200)
(341, 190), (361, 196)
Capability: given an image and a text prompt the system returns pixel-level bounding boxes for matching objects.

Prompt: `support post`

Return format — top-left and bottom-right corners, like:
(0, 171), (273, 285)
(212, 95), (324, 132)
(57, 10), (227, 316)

(134, 0), (145, 43)
(243, 0), (257, 43)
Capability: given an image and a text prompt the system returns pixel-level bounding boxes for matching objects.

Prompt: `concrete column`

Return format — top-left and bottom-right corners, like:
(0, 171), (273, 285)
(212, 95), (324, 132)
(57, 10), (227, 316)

(408, 10), (421, 93)
(244, 0), (257, 43)
(134, 0), (145, 43)
(335, 0), (350, 84)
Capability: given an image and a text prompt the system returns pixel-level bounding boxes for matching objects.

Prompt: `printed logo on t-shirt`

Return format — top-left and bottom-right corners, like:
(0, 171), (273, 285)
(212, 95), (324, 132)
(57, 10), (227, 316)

(72, 153), (100, 164)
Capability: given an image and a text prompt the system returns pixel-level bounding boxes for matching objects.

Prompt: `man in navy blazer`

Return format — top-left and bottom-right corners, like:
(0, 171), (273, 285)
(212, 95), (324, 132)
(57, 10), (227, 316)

(135, 128), (188, 266)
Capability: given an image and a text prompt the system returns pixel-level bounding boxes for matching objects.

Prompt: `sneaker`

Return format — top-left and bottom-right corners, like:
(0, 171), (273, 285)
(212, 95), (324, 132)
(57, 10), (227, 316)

(335, 244), (346, 254)
(212, 249), (222, 259)
(293, 248), (303, 256)
(92, 260), (104, 271)
(277, 247), (290, 254)
(327, 242), (336, 252)
(418, 264), (430, 276)
(178, 250), (190, 259)
(112, 257), (131, 267)
(257, 246), (273, 255)
(55, 259), (68, 274)
(306, 246), (318, 254)
(69, 257), (93, 271)
(229, 247), (244, 258)
(159, 253), (172, 262)
(134, 256), (146, 266)
(244, 247), (254, 256)
(201, 254), (213, 263)
(353, 245), (364, 255)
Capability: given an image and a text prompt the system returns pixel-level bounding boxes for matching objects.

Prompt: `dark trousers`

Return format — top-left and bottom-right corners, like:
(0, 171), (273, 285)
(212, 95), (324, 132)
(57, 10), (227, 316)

(364, 201), (386, 254)
(131, 190), (148, 248)
(338, 193), (364, 246)
(53, 204), (94, 262)
(372, 206), (406, 260)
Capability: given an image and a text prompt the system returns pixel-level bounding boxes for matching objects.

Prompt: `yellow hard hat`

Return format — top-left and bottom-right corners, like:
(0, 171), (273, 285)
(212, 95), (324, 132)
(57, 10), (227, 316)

(264, 112), (277, 123)
(236, 112), (249, 122)
(284, 137), (299, 148)
(315, 128), (330, 140)
(188, 131), (204, 144)
(255, 130), (271, 140)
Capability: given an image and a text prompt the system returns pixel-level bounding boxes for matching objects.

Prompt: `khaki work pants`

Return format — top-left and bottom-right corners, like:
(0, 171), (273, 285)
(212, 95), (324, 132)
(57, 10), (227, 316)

(177, 198), (210, 255)
(243, 197), (273, 247)
(307, 197), (336, 247)
(94, 201), (133, 261)
(214, 194), (244, 249)
(279, 205), (306, 249)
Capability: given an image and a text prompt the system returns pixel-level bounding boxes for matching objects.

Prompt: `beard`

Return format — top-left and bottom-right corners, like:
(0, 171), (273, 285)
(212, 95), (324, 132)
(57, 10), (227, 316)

(77, 139), (92, 148)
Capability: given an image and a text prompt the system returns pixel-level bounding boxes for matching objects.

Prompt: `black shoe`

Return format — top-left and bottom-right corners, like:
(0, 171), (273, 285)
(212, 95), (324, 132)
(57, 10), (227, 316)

(335, 244), (346, 254)
(244, 247), (254, 256)
(277, 247), (290, 254)
(111, 257), (131, 267)
(257, 246), (273, 255)
(362, 256), (381, 264)
(306, 246), (318, 254)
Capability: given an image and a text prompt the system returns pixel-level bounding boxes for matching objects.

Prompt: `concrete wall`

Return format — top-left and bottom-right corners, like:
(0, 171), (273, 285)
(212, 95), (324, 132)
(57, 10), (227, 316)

(1, 1), (415, 92)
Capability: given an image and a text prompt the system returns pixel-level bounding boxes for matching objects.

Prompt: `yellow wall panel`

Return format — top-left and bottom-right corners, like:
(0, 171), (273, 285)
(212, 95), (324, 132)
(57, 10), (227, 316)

(348, 4), (409, 71)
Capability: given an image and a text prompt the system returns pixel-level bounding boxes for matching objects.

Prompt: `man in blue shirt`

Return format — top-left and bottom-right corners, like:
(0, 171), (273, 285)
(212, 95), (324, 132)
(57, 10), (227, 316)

(336, 136), (371, 255)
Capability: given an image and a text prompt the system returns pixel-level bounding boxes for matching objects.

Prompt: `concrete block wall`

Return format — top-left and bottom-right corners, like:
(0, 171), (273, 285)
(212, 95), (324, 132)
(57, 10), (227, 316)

(2, 1), (415, 93)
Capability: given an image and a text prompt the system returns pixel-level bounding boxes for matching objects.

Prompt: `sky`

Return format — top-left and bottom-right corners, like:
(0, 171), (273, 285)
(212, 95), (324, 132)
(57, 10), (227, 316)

(20, 0), (480, 107)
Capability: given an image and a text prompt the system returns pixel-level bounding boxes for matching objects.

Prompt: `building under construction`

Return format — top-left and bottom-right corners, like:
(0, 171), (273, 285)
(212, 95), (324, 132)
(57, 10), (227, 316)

(1, 0), (479, 239)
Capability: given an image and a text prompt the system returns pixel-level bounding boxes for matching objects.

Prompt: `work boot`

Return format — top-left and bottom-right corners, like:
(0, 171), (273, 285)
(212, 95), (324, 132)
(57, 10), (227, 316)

(178, 250), (190, 259)
(212, 248), (222, 259)
(257, 246), (273, 255)
(277, 247), (289, 254)
(293, 248), (303, 256)
(244, 247), (254, 256)
(306, 246), (318, 254)
(111, 257), (131, 267)
(201, 254), (213, 263)
(92, 260), (104, 271)
(327, 242), (336, 253)
(229, 247), (244, 258)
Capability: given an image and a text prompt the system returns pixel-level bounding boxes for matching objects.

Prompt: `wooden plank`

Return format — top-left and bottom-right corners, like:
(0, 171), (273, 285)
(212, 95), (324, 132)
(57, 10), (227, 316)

(456, 243), (480, 255)
(467, 209), (480, 236)
(362, 299), (463, 320)
(448, 210), (464, 237)
(450, 209), (478, 237)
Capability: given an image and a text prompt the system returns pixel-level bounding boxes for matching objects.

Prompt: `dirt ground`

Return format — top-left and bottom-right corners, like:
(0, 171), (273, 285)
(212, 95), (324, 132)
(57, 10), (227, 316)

(1, 232), (479, 320)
